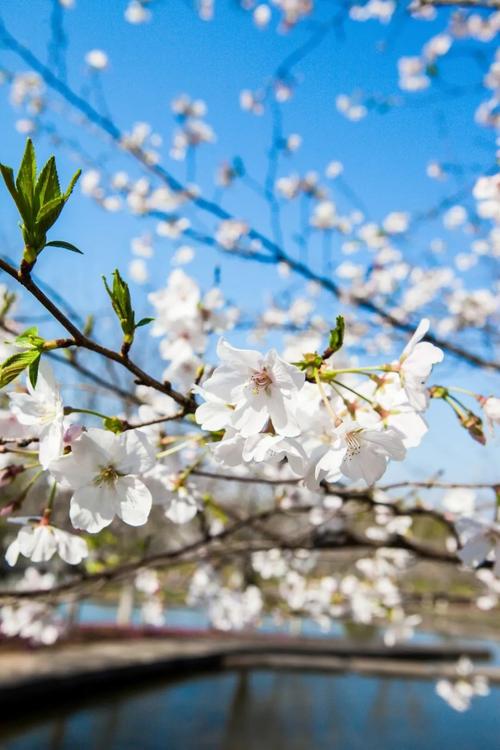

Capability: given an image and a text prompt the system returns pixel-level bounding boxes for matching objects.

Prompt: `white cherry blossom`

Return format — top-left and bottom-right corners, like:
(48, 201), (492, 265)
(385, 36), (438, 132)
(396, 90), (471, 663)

(457, 517), (500, 575)
(9, 362), (65, 469)
(315, 421), (406, 486)
(145, 465), (201, 524)
(395, 319), (443, 411)
(481, 396), (500, 432)
(200, 339), (304, 437)
(5, 519), (88, 566)
(49, 428), (155, 533)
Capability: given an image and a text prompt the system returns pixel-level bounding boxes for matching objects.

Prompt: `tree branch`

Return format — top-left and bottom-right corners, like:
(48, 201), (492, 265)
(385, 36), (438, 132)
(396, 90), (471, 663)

(0, 255), (195, 411)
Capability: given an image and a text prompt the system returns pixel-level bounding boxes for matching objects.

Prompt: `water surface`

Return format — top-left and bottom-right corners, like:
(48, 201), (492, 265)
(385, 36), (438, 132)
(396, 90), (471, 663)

(2, 669), (499, 750)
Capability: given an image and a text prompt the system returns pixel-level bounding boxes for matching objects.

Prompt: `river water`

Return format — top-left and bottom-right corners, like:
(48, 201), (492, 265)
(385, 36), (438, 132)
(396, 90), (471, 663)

(2, 668), (500, 749)
(1, 603), (500, 749)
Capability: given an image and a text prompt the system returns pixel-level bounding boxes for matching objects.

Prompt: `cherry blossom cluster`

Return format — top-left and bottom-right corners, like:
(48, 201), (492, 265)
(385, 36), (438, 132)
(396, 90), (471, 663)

(195, 319), (442, 487)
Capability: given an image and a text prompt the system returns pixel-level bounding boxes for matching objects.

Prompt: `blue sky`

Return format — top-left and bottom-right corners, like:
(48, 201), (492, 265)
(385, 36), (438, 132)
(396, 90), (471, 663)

(0, 1), (498, 486)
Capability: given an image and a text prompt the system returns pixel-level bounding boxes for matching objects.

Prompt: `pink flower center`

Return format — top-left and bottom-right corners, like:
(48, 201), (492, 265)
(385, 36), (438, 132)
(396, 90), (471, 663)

(250, 368), (273, 393)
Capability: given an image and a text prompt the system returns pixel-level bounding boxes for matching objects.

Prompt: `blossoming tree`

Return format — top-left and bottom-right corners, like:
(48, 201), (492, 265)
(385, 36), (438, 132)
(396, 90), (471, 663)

(0, 0), (498, 712)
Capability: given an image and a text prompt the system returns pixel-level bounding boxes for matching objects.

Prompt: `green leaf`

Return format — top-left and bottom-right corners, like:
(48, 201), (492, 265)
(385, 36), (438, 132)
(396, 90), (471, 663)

(44, 240), (83, 254)
(28, 356), (41, 388)
(34, 156), (61, 212)
(16, 326), (38, 339)
(0, 164), (32, 225)
(328, 315), (345, 355)
(103, 269), (135, 337)
(1, 142), (82, 264)
(0, 349), (41, 389)
(14, 326), (45, 350)
(15, 138), (36, 214)
(0, 290), (16, 320)
(135, 317), (154, 329)
(35, 195), (65, 235)
(63, 169), (81, 200)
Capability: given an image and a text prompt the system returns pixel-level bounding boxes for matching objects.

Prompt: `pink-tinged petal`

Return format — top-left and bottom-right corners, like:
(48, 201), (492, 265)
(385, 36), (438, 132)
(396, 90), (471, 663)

(64, 424), (84, 445)
(116, 476), (152, 527)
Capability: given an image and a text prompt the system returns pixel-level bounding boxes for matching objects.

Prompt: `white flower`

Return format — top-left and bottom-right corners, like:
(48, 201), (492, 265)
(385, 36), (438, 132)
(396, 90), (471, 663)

(215, 219), (249, 249)
(135, 569), (160, 595)
(241, 433), (306, 475)
(383, 609), (421, 647)
(85, 49), (108, 70)
(163, 485), (200, 524)
(475, 569), (500, 610)
(254, 4), (271, 27)
(49, 428), (155, 533)
(442, 488), (476, 516)
(144, 465), (200, 524)
(129, 258), (149, 284)
(0, 567), (64, 645)
(125, 1), (151, 24)
(193, 385), (233, 431)
(316, 421), (406, 486)
(396, 319), (443, 411)
(311, 201), (337, 230)
(481, 396), (500, 432)
(5, 519), (88, 566)
(208, 586), (262, 631)
(9, 362), (65, 469)
(383, 211), (409, 234)
(0, 601), (64, 645)
(356, 375), (429, 449)
(457, 517), (500, 575)
(0, 409), (32, 440)
(141, 599), (165, 627)
(200, 339), (304, 437)
(398, 57), (429, 92)
(436, 658), (490, 712)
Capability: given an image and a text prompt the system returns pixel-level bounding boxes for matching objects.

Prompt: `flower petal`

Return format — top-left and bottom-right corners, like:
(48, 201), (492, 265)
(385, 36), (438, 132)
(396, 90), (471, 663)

(116, 476), (152, 527)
